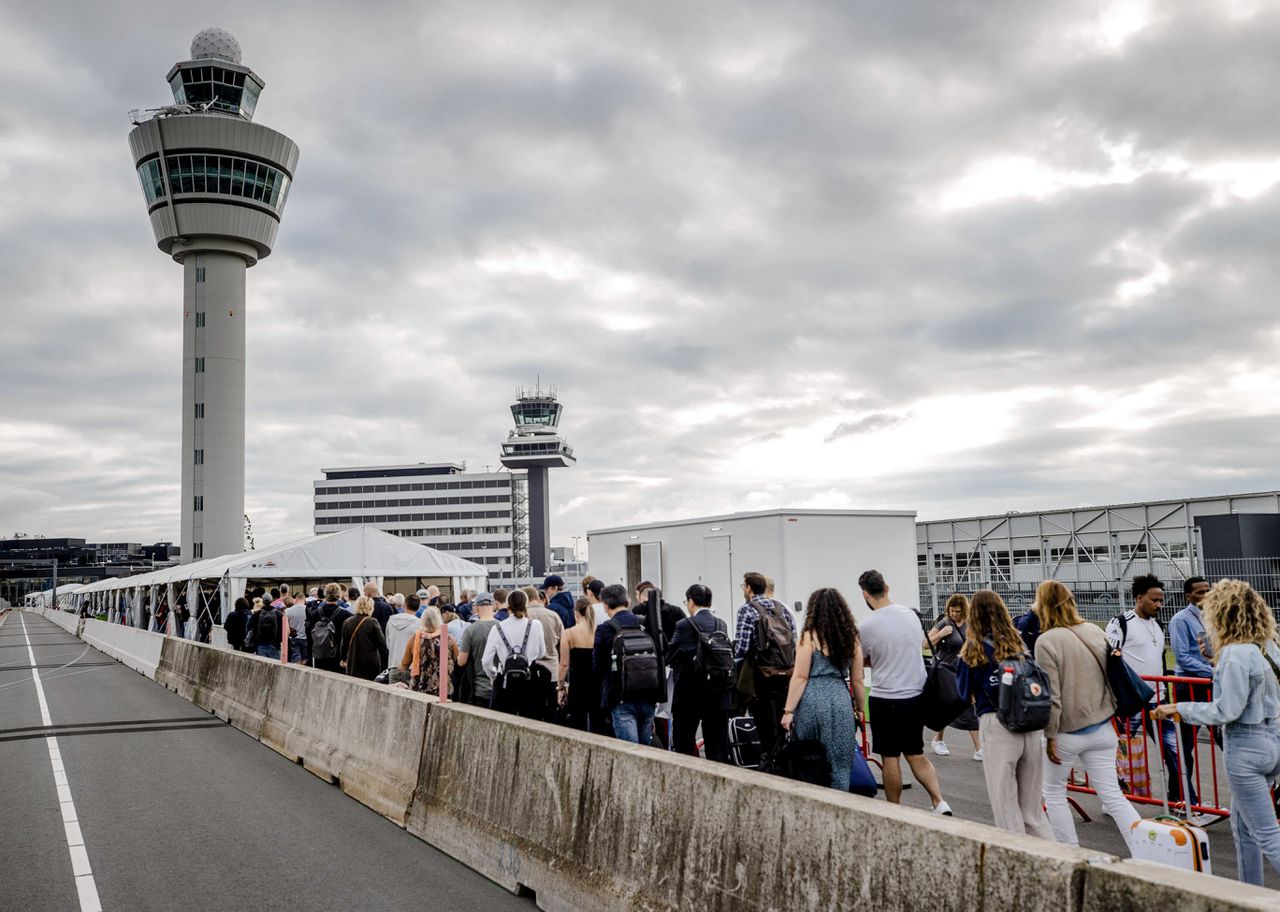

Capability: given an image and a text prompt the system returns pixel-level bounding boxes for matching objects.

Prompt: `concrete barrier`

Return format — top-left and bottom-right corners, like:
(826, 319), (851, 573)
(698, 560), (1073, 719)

(157, 638), (277, 738)
(260, 663), (433, 825)
(1082, 858), (1277, 910)
(38, 607), (83, 636)
(82, 619), (163, 678)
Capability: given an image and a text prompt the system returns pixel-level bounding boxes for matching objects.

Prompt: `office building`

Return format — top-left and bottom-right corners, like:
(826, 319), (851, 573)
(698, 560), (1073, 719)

(128, 28), (300, 562)
(313, 464), (527, 585)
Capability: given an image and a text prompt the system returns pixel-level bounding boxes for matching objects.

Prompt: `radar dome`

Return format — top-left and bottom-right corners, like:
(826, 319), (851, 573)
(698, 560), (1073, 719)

(190, 28), (242, 64)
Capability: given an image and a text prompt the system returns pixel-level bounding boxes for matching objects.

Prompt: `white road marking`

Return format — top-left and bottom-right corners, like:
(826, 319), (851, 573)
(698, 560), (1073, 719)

(20, 615), (103, 912)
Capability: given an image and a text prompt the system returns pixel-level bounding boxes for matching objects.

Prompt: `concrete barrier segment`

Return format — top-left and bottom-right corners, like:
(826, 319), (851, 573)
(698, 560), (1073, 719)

(1082, 858), (1278, 910)
(260, 663), (434, 826)
(406, 702), (1107, 912)
(156, 638), (276, 738)
(82, 619), (162, 678)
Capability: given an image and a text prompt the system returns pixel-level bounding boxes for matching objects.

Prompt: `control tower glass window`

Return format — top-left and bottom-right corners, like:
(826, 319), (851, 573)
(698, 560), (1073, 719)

(511, 401), (561, 427)
(138, 155), (291, 211)
(170, 64), (260, 117)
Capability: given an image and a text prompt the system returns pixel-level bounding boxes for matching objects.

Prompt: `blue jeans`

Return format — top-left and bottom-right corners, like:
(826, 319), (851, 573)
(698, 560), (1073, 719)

(611, 702), (656, 746)
(1224, 723), (1280, 885)
(255, 644), (280, 660)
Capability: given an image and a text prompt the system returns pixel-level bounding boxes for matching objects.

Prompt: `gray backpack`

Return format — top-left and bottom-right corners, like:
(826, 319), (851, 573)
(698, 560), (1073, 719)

(311, 609), (338, 660)
(994, 649), (1052, 733)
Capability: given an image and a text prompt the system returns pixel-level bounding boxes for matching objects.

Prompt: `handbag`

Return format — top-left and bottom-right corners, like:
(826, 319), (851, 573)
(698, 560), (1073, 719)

(919, 617), (969, 731)
(762, 731), (831, 787)
(848, 743), (877, 797)
(1068, 624), (1153, 718)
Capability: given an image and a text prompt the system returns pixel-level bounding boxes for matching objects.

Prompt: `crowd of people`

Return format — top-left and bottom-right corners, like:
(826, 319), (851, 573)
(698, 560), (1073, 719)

(218, 567), (1280, 886)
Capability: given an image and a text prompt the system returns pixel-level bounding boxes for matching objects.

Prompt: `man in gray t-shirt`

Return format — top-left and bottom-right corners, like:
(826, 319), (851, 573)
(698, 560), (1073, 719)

(858, 569), (951, 816)
(457, 594), (498, 707)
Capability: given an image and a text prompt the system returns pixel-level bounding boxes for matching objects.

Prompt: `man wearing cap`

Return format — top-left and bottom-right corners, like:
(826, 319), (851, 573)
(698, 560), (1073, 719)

(456, 592), (499, 706)
(544, 575), (576, 629)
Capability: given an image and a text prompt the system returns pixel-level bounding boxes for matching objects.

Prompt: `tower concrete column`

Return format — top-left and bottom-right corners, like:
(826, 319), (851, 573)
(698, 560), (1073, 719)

(526, 467), (551, 578)
(181, 250), (247, 562)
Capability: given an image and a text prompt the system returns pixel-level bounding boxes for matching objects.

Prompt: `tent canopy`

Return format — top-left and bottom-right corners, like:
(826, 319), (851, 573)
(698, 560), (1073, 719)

(71, 526), (489, 597)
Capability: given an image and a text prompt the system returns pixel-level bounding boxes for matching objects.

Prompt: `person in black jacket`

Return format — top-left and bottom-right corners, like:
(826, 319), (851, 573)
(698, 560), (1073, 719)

(308, 583), (353, 673)
(246, 598), (284, 660)
(666, 584), (732, 762)
(224, 597), (252, 653)
(593, 585), (663, 745)
(341, 596), (389, 680)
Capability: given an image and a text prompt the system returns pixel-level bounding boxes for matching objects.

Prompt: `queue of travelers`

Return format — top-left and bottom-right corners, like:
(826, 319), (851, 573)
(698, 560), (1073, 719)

(212, 567), (1280, 886)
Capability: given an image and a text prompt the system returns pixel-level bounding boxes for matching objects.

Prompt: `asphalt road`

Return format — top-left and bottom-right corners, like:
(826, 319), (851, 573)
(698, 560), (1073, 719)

(0, 612), (536, 912)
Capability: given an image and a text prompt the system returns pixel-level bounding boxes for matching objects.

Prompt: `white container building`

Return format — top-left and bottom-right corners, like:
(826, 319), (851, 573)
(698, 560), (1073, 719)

(587, 508), (918, 628)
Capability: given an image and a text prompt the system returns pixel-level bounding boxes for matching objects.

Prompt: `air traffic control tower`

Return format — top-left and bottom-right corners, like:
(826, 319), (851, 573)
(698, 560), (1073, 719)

(128, 29), (299, 562)
(500, 386), (576, 578)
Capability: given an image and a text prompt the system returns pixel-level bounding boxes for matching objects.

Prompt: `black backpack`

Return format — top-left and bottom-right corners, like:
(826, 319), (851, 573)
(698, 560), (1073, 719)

(693, 617), (735, 692)
(495, 620), (535, 690)
(752, 600), (796, 677)
(311, 607), (339, 660)
(609, 619), (662, 701)
(257, 608), (280, 648)
(993, 650), (1052, 733)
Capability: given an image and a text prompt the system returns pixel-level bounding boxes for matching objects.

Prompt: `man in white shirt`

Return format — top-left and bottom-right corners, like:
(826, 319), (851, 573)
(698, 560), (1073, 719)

(858, 569), (951, 815)
(586, 580), (609, 625)
(1107, 574), (1183, 803)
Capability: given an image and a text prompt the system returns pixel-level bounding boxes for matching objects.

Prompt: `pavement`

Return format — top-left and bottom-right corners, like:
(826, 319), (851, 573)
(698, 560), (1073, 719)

(0, 612), (536, 912)
(889, 728), (1280, 890)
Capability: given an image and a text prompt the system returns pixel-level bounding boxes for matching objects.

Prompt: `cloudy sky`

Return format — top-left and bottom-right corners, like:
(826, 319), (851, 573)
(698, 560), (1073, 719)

(2, 0), (1279, 555)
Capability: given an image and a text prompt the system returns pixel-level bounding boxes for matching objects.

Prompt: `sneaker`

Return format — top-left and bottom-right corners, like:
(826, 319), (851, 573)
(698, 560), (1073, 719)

(932, 740), (950, 756)
(1188, 812), (1219, 827)
(972, 750), (984, 761)
(932, 800), (953, 816)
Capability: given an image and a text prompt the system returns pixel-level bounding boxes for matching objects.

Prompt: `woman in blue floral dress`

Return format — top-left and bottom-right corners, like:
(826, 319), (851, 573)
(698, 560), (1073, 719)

(782, 588), (865, 790)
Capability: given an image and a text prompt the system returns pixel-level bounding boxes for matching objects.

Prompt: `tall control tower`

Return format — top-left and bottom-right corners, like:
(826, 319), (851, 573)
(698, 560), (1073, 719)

(499, 385), (576, 578)
(128, 29), (299, 562)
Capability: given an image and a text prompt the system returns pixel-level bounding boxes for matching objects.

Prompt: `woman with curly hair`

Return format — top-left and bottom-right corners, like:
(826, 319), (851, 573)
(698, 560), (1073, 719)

(1153, 579), (1280, 885)
(957, 590), (1053, 837)
(781, 588), (865, 790)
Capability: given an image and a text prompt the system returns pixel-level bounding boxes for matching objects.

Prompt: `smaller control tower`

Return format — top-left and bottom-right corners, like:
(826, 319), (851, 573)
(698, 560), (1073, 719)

(499, 385), (575, 578)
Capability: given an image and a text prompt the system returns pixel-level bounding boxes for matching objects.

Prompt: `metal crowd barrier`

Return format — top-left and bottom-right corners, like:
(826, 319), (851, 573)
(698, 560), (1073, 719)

(1065, 675), (1230, 819)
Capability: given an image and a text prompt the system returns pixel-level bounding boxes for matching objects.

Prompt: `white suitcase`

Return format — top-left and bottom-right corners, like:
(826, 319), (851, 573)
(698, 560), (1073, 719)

(1128, 713), (1212, 874)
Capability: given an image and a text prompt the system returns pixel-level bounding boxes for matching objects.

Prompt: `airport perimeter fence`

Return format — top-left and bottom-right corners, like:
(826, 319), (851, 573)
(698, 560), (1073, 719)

(918, 556), (1280, 623)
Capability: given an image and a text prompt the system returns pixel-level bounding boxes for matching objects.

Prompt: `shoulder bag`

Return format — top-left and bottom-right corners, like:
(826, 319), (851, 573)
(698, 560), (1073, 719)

(919, 615), (969, 731)
(1068, 624), (1152, 718)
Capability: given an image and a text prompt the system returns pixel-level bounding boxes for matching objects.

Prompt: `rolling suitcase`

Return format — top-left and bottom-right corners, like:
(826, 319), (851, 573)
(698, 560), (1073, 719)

(729, 715), (762, 769)
(1128, 713), (1211, 874)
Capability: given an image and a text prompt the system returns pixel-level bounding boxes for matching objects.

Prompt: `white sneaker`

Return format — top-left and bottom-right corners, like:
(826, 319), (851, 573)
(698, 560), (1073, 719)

(932, 800), (953, 816)
(932, 740), (950, 756)
(972, 750), (984, 761)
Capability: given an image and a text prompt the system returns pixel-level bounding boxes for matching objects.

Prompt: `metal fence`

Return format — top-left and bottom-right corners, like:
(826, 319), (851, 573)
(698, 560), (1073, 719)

(918, 556), (1280, 623)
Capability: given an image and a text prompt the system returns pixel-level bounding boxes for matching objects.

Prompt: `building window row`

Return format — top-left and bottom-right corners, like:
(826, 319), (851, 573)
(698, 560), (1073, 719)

(195, 357), (205, 373)
(137, 154), (291, 211)
(386, 526), (511, 537)
(195, 312), (206, 327)
(194, 449), (204, 466)
(195, 266), (206, 283)
(193, 495), (204, 512)
(316, 495), (510, 510)
(317, 510), (511, 526)
(194, 402), (204, 419)
(315, 479), (511, 495)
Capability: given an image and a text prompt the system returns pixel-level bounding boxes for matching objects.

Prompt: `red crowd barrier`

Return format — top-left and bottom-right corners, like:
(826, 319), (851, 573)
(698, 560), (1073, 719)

(1065, 674), (1229, 819)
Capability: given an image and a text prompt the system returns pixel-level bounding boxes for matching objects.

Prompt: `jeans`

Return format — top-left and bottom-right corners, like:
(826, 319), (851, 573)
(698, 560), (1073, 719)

(611, 702), (657, 746)
(287, 636), (306, 664)
(1120, 709), (1193, 804)
(1223, 723), (1280, 885)
(255, 644), (280, 660)
(1043, 723), (1140, 850)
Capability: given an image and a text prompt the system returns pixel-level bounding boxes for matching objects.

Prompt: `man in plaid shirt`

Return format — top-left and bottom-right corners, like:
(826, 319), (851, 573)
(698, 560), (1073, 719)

(734, 571), (797, 754)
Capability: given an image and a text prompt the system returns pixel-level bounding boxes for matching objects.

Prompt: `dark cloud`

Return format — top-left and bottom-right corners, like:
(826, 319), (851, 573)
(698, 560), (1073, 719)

(1, 0), (1279, 552)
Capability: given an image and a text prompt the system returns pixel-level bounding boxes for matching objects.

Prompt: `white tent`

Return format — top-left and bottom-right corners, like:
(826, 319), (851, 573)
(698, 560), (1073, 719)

(23, 584), (87, 610)
(69, 526), (488, 629)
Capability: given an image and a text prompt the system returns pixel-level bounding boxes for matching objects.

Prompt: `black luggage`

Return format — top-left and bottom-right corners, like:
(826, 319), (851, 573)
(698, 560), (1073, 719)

(729, 715), (762, 769)
(762, 733), (832, 787)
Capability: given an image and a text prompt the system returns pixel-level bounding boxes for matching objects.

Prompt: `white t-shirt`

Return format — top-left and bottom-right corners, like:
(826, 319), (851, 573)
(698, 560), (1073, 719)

(481, 616), (547, 679)
(1106, 612), (1165, 680)
(592, 603), (609, 625)
(859, 603), (927, 700)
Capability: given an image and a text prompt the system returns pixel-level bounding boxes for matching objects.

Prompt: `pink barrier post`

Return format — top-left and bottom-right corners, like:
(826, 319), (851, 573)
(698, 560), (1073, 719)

(438, 627), (449, 704)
